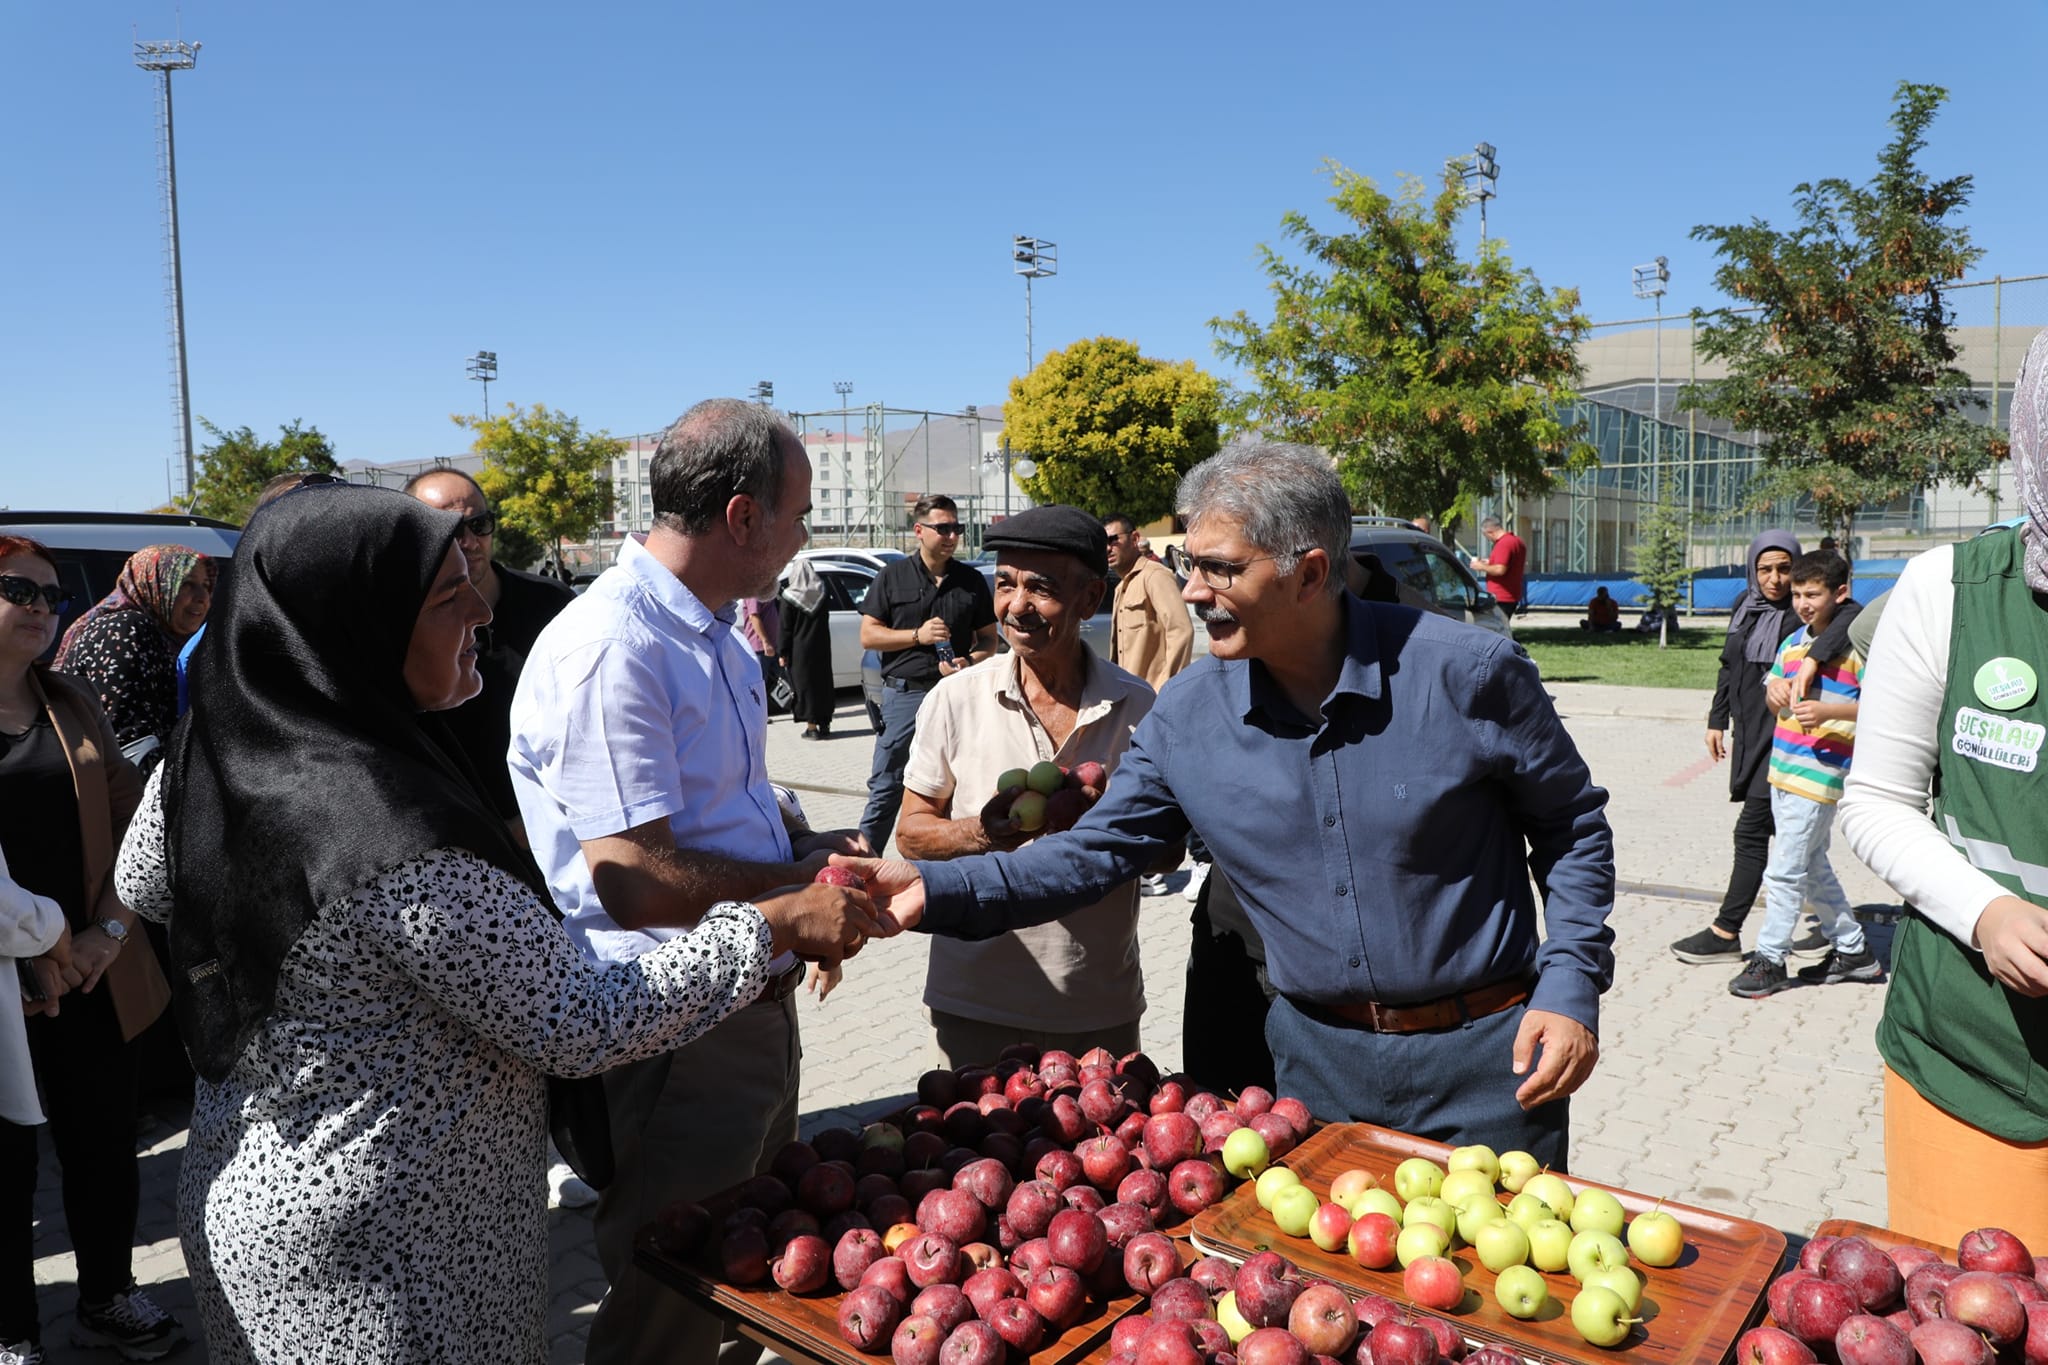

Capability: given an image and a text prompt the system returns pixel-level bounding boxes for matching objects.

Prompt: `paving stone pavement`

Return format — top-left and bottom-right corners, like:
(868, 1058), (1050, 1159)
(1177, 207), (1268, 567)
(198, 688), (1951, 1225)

(25, 682), (1906, 1364)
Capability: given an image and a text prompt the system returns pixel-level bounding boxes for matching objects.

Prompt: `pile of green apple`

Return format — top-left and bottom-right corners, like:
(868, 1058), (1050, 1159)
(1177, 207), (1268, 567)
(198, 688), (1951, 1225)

(1251, 1143), (1687, 1350)
(988, 760), (1107, 833)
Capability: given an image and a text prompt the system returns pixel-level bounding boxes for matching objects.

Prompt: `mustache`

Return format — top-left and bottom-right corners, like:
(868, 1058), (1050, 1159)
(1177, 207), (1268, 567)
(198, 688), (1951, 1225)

(1003, 615), (1047, 633)
(1197, 605), (1238, 626)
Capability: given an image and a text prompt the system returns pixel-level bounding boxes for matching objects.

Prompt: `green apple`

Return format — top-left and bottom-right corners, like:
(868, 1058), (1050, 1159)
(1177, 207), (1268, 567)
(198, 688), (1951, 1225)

(1395, 1221), (1450, 1268)
(1567, 1230), (1630, 1283)
(1505, 1193), (1556, 1231)
(1494, 1264), (1549, 1320)
(1454, 1194), (1505, 1245)
(1271, 1184), (1319, 1238)
(1497, 1150), (1543, 1193)
(1393, 1157), (1445, 1203)
(1401, 1195), (1457, 1240)
(1347, 1187), (1404, 1223)
(1569, 1189), (1626, 1239)
(1254, 1166), (1302, 1212)
(1522, 1172), (1576, 1224)
(1527, 1218), (1574, 1273)
(1217, 1291), (1253, 1344)
(1437, 1169), (1497, 1210)
(1627, 1207), (1685, 1268)
(1582, 1266), (1643, 1314)
(1222, 1127), (1270, 1179)
(995, 767), (1031, 794)
(1472, 1218), (1531, 1273)
(1446, 1144), (1501, 1185)
(1569, 1286), (1640, 1348)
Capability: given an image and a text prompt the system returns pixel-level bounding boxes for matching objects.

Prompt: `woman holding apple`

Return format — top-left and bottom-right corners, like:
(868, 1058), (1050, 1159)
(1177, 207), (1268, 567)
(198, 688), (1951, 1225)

(1838, 331), (2048, 1252)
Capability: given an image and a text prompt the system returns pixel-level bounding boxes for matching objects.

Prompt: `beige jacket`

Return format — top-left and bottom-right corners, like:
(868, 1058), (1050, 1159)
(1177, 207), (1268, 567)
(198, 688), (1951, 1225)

(1109, 555), (1193, 691)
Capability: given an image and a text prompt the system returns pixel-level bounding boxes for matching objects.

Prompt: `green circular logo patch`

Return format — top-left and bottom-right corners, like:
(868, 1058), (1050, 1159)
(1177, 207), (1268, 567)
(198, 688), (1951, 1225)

(1973, 657), (2038, 711)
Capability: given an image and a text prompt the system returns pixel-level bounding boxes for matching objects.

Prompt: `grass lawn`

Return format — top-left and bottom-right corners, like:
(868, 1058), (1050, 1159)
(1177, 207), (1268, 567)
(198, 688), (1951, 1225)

(1513, 620), (1723, 689)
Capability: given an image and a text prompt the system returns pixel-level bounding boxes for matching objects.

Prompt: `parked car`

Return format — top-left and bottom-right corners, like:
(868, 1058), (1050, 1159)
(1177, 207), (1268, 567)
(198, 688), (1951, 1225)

(1345, 517), (1513, 640)
(0, 511), (242, 659)
(795, 546), (906, 575)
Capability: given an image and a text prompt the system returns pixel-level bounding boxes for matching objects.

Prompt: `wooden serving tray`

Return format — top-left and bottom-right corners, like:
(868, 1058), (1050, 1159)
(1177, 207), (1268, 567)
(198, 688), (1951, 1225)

(635, 1232), (1154, 1365)
(1189, 1121), (1785, 1365)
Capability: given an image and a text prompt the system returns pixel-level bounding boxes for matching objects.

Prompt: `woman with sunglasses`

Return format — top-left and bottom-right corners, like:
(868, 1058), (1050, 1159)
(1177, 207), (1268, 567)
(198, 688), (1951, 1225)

(53, 544), (215, 770)
(0, 536), (185, 1364)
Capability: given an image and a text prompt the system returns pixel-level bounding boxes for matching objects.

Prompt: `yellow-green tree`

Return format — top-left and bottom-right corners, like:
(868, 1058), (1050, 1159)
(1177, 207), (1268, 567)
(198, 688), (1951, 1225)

(1003, 337), (1223, 524)
(453, 403), (621, 570)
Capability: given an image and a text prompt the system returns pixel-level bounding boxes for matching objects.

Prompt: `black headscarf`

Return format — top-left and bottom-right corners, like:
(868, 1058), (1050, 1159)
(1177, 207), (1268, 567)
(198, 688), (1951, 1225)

(1727, 530), (1802, 666)
(163, 484), (547, 1082)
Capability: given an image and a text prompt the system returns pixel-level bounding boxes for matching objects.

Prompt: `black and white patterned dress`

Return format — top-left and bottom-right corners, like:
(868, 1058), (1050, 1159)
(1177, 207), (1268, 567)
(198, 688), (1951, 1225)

(114, 769), (773, 1364)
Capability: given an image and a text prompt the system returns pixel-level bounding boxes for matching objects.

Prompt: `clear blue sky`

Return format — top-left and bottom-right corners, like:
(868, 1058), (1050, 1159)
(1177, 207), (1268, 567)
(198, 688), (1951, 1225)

(6, 0), (2044, 511)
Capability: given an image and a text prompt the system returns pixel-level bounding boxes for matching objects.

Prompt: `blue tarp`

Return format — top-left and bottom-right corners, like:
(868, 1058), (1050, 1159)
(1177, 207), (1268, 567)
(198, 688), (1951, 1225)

(1524, 560), (1908, 612)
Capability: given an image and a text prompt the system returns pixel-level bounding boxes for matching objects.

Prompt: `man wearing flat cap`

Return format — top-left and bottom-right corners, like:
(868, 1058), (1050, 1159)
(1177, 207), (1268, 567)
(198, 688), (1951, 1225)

(892, 505), (1161, 1066)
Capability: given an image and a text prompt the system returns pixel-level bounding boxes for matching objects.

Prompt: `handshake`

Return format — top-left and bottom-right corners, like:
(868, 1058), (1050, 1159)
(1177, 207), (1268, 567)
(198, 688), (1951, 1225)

(978, 760), (1107, 847)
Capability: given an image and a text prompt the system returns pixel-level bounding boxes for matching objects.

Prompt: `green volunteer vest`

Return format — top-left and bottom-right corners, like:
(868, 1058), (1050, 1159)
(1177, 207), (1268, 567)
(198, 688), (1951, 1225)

(1874, 530), (2048, 1141)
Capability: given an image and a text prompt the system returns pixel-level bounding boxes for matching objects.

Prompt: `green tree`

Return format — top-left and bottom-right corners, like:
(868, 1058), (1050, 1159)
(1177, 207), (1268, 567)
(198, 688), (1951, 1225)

(1634, 493), (1693, 648)
(1211, 160), (1595, 541)
(188, 418), (340, 523)
(1001, 336), (1223, 524)
(1684, 82), (2003, 551)
(453, 403), (622, 571)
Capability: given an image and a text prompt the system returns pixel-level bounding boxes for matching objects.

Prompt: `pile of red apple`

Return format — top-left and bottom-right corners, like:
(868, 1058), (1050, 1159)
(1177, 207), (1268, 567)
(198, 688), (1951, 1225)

(1738, 1226), (2048, 1365)
(985, 761), (1108, 834)
(652, 1044), (1319, 1358)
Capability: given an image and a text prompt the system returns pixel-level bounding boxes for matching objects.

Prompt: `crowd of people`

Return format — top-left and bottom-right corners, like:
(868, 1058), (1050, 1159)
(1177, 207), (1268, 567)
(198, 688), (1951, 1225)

(2, 340), (2046, 1359)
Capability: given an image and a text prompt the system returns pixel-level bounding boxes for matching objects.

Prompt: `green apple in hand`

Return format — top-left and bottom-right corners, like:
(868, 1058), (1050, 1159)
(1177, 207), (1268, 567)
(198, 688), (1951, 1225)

(1627, 1207), (1685, 1268)
(1254, 1166), (1301, 1212)
(1395, 1221), (1451, 1268)
(1446, 1144), (1501, 1185)
(1472, 1218), (1531, 1273)
(1497, 1150), (1542, 1193)
(1222, 1127), (1270, 1179)
(1570, 1286), (1641, 1348)
(1505, 1193), (1555, 1231)
(1494, 1264), (1549, 1320)
(1393, 1157), (1445, 1203)
(1522, 1172), (1576, 1224)
(1348, 1187), (1404, 1223)
(1570, 1189), (1626, 1239)
(1582, 1266), (1643, 1314)
(1567, 1230), (1630, 1283)
(1271, 1184), (1319, 1238)
(1527, 1218), (1575, 1273)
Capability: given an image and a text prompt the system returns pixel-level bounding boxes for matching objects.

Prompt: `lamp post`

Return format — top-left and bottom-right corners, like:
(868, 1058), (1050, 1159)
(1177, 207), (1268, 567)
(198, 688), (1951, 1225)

(136, 38), (201, 501)
(751, 380), (774, 406)
(1632, 257), (1671, 501)
(1012, 235), (1057, 374)
(467, 350), (498, 415)
(1458, 142), (1498, 245)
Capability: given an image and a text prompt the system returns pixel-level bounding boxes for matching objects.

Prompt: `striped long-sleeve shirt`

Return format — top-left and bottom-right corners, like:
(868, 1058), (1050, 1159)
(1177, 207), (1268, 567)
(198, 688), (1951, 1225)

(1767, 625), (1862, 803)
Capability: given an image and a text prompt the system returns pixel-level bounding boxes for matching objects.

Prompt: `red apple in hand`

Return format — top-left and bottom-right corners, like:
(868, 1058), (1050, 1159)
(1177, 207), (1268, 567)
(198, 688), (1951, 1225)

(816, 865), (867, 890)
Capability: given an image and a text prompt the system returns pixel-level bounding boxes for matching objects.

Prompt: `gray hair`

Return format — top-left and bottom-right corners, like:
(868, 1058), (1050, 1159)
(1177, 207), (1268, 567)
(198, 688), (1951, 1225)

(1480, 515), (1503, 532)
(650, 399), (797, 535)
(1176, 442), (1351, 597)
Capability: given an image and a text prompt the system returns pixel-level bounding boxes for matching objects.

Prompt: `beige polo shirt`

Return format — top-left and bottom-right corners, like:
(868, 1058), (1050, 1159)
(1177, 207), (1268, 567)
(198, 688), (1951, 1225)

(1110, 555), (1193, 691)
(904, 648), (1155, 1031)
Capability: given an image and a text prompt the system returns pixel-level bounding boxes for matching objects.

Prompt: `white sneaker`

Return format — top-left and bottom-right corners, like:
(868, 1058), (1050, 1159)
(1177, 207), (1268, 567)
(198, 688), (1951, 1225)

(1138, 874), (1170, 897)
(1183, 861), (1210, 904)
(549, 1161), (598, 1210)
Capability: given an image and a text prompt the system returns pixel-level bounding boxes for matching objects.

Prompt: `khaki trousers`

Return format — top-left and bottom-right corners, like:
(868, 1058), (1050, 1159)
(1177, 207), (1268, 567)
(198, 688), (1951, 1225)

(586, 992), (801, 1365)
(927, 1009), (1141, 1072)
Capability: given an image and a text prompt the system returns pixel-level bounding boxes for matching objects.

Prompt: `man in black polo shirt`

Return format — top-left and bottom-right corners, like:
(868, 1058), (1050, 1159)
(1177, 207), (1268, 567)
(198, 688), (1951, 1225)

(858, 494), (999, 852)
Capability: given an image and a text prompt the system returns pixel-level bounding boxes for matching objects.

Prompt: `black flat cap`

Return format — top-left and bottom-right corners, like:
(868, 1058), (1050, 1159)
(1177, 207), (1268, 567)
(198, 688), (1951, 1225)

(983, 504), (1109, 577)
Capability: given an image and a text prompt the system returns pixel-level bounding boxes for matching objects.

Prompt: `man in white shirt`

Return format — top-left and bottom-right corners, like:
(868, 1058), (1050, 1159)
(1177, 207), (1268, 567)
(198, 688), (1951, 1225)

(510, 399), (877, 1365)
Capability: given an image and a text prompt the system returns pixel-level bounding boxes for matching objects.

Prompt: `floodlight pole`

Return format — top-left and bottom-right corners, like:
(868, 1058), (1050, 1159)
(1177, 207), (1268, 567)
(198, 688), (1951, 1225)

(1459, 142), (1498, 247)
(135, 38), (201, 503)
(467, 350), (498, 416)
(1632, 257), (1671, 502)
(1012, 235), (1057, 374)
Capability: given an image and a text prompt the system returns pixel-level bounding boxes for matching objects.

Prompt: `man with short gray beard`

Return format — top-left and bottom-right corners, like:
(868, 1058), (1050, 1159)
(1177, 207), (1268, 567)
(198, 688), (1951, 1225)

(849, 445), (1616, 1168)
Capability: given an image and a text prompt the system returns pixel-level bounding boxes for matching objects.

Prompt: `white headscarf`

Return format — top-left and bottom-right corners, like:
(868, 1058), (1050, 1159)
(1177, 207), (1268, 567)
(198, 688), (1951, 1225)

(781, 557), (826, 614)
(2011, 330), (2048, 593)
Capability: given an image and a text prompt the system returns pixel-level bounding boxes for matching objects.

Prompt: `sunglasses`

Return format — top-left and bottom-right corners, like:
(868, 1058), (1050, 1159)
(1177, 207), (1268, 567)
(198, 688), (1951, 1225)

(0, 576), (75, 611)
(455, 513), (498, 538)
(920, 522), (964, 536)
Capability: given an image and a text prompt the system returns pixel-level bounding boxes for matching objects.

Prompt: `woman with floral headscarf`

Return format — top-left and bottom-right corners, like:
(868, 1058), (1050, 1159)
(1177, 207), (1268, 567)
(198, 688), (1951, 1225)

(1839, 329), (2048, 1250)
(54, 545), (214, 766)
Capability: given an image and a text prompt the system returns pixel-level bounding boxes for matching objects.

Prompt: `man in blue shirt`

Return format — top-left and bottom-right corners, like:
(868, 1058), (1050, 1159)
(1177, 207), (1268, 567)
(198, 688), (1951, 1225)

(856, 444), (1614, 1166)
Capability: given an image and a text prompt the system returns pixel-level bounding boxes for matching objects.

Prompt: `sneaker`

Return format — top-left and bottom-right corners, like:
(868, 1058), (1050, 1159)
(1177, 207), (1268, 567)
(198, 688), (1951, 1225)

(1729, 953), (1796, 999)
(1138, 874), (1171, 898)
(549, 1160), (599, 1209)
(1, 1340), (46, 1365)
(1182, 862), (1211, 904)
(1796, 947), (1884, 985)
(1670, 927), (1742, 964)
(73, 1286), (184, 1360)
(1787, 928), (1831, 957)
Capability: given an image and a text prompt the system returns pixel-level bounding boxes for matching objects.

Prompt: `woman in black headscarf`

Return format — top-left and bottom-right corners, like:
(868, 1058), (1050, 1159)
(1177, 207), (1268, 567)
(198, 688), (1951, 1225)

(1669, 530), (1801, 964)
(113, 486), (876, 1364)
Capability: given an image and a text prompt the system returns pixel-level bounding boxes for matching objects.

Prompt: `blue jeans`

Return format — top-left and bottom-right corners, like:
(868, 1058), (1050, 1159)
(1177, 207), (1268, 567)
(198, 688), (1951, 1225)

(1757, 786), (1863, 964)
(860, 682), (929, 853)
(1264, 995), (1570, 1171)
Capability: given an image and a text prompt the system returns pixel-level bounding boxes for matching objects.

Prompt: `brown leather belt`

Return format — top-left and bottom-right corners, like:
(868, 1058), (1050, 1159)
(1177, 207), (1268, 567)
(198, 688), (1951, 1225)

(1306, 977), (1532, 1034)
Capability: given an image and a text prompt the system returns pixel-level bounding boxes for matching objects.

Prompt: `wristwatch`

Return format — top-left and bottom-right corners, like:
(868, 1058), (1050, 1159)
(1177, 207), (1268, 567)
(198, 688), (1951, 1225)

(96, 918), (130, 946)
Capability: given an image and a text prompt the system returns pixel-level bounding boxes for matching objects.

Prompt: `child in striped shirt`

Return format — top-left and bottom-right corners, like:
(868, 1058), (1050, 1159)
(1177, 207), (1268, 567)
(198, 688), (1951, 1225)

(1730, 550), (1882, 998)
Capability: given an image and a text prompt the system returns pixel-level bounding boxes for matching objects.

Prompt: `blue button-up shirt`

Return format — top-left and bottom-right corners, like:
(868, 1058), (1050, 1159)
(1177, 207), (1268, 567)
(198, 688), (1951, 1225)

(509, 534), (792, 966)
(918, 595), (1616, 1032)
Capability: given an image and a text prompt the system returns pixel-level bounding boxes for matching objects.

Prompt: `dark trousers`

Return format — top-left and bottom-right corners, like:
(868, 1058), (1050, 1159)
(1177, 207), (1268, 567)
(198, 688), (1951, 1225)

(1711, 791), (1776, 935)
(2, 987), (142, 1342)
(1265, 995), (1570, 1171)
(1181, 873), (1276, 1096)
(860, 682), (928, 853)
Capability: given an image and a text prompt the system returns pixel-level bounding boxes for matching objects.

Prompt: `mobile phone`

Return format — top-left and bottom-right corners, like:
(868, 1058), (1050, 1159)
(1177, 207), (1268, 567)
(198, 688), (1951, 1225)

(935, 640), (956, 665)
(17, 958), (44, 1002)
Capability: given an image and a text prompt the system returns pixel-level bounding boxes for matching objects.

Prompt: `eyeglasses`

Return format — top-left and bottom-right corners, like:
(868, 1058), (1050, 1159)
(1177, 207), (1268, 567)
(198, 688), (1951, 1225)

(0, 576), (75, 611)
(1168, 545), (1315, 590)
(455, 512), (498, 539)
(920, 522), (964, 536)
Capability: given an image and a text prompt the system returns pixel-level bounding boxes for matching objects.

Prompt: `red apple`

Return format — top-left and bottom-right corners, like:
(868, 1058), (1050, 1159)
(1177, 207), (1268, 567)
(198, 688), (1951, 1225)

(869, 1195), (913, 1232)
(1150, 1276), (1215, 1323)
(1124, 1232), (1182, 1296)
(720, 1225), (771, 1285)
(1190, 1256), (1236, 1295)
(768, 1208), (822, 1248)
(772, 1139), (823, 1185)
(1009, 1238), (1052, 1287)
(1822, 1237), (1906, 1312)
(1833, 1313), (1913, 1365)
(1099, 1200), (1157, 1249)
(1352, 1294), (1402, 1331)
(798, 1164), (857, 1219)
(1188, 1318), (1232, 1357)
(983, 1298), (1046, 1355)
(1347, 1212), (1400, 1270)
(1362, 1321), (1438, 1365)
(903, 1234), (963, 1289)
(1079, 1135), (1134, 1191)
(1248, 1112), (1298, 1160)
(1111, 1315), (1155, 1358)
(1081, 1078), (1133, 1128)
(651, 1201), (711, 1257)
(917, 1189), (987, 1247)
(1235, 1086), (1275, 1119)
(1884, 1244), (1941, 1278)
(1402, 1256), (1464, 1313)
(1267, 1096), (1312, 1141)
(840, 1284), (905, 1352)
(1047, 1208), (1109, 1274)
(1042, 1095), (1089, 1145)
(1036, 1149), (1085, 1193)
(911, 1284), (975, 1335)
(1907, 1262), (1965, 1323)
(1150, 1081), (1188, 1115)
(813, 1128), (863, 1164)
(1769, 1270), (1820, 1325)
(954, 1158), (1014, 1212)
(1289, 1282), (1360, 1357)
(1233, 1251), (1304, 1329)
(1183, 1091), (1225, 1124)
(1005, 1180), (1062, 1240)
(1028, 1263), (1089, 1331)
(2009, 1274), (2047, 1305)
(940, 1320), (1003, 1365)
(893, 1314), (946, 1365)
(1200, 1110), (1245, 1153)
(905, 1131), (950, 1170)
(1945, 1271), (2026, 1348)
(1117, 1111), (1152, 1153)
(918, 1070), (961, 1109)
(1167, 1158), (1226, 1216)
(1136, 1321), (1204, 1365)
(1143, 1113), (1204, 1169)
(2023, 1301), (2048, 1365)
(962, 1266), (1025, 1319)
(1909, 1317), (1997, 1365)
(1732, 1326), (1818, 1365)
(1061, 1185), (1107, 1216)
(836, 1228), (890, 1289)
(1799, 1236), (1840, 1275)
(1240, 1327), (1311, 1365)
(1784, 1276), (1860, 1346)
(861, 1256), (915, 1306)
(1118, 1168), (1171, 1218)
(1960, 1228), (2035, 1277)
(1408, 1315), (1462, 1362)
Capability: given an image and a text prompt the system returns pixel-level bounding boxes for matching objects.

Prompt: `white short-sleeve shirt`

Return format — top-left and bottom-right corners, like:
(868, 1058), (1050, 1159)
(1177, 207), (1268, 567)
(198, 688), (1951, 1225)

(510, 534), (792, 966)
